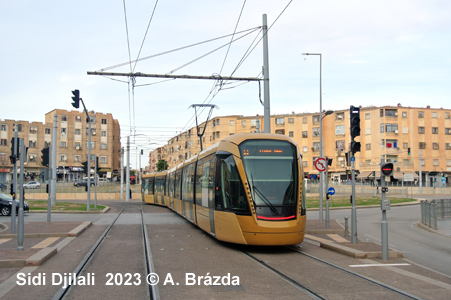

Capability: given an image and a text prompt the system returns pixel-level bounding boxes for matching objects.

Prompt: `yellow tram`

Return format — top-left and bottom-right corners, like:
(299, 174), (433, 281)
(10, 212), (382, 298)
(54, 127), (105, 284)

(141, 133), (306, 245)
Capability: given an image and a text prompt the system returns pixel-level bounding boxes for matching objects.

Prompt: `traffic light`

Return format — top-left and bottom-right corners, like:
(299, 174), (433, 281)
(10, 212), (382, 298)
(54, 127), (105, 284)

(407, 148), (411, 155)
(81, 161), (88, 174)
(10, 137), (19, 156)
(350, 105), (361, 154)
(71, 89), (80, 109)
(46, 184), (49, 194)
(381, 162), (394, 177)
(350, 105), (360, 138)
(9, 155), (16, 164)
(41, 147), (50, 167)
(10, 183), (13, 195)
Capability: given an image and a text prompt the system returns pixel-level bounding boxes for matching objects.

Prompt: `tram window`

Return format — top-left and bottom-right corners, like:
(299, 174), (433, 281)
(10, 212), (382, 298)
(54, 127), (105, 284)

(148, 178), (155, 195)
(216, 155), (249, 214)
(175, 170), (182, 199)
(196, 156), (216, 208)
(182, 164), (195, 202)
(142, 179), (149, 194)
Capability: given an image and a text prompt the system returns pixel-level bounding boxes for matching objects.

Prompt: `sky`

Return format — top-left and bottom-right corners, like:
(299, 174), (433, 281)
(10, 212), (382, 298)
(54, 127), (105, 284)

(1, 0), (450, 168)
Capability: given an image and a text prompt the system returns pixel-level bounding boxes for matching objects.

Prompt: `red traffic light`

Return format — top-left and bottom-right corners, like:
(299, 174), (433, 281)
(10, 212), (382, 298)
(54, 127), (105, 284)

(381, 162), (394, 176)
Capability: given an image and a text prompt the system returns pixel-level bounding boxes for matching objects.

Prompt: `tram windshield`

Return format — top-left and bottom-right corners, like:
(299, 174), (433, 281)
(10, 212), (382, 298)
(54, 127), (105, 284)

(239, 140), (298, 220)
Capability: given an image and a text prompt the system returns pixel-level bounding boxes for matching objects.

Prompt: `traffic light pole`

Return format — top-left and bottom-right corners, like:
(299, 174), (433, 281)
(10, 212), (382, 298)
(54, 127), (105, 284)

(87, 119), (91, 211)
(17, 139), (25, 251)
(351, 153), (357, 244)
(10, 127), (18, 233)
(47, 147), (51, 222)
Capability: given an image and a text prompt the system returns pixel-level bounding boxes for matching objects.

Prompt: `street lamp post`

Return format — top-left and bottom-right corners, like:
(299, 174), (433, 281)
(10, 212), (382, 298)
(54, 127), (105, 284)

(302, 53), (325, 221)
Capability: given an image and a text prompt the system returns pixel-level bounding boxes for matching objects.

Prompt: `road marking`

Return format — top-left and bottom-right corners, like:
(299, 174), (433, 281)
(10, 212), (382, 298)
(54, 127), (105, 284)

(31, 237), (60, 249)
(0, 238), (12, 245)
(350, 263), (410, 267)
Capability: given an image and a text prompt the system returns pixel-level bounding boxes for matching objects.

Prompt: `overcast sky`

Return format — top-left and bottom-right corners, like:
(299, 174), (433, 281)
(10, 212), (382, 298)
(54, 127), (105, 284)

(1, 0), (450, 167)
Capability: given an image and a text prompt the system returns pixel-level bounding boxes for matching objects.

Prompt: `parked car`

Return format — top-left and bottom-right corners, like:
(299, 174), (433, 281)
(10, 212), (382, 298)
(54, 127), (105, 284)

(23, 181), (41, 189)
(0, 193), (29, 216)
(0, 183), (6, 191)
(74, 179), (98, 187)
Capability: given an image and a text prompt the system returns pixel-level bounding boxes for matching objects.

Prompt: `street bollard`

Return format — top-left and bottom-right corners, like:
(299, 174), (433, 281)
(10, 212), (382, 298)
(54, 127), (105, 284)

(344, 216), (349, 237)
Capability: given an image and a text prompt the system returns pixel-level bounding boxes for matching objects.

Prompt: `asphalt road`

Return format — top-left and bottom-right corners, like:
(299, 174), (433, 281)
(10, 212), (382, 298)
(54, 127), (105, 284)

(314, 203), (451, 277)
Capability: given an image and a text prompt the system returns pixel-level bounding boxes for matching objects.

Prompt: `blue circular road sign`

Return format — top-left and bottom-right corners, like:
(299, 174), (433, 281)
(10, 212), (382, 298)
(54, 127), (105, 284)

(328, 187), (336, 196)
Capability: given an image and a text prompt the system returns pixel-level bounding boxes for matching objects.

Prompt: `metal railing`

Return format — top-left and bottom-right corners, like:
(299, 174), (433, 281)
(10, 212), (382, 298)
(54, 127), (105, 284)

(421, 199), (451, 229)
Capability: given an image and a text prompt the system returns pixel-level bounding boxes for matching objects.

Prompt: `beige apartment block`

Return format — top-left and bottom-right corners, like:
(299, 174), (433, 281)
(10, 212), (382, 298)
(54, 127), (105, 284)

(0, 109), (121, 183)
(150, 105), (451, 186)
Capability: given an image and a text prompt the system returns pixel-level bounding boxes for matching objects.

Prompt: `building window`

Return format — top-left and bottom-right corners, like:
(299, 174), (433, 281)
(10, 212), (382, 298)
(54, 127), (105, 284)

(335, 112), (344, 121)
(419, 142), (426, 149)
(302, 117), (307, 124)
(75, 129), (81, 135)
(385, 124), (398, 132)
(61, 128), (67, 135)
(312, 142), (320, 152)
(45, 128), (51, 134)
(74, 142), (81, 149)
(446, 112), (450, 119)
(1, 139), (7, 146)
(418, 127), (425, 134)
(288, 131), (294, 137)
(303, 146), (308, 152)
(60, 154), (67, 162)
(74, 155), (81, 162)
(75, 116), (81, 122)
(275, 118), (285, 125)
(302, 161), (308, 167)
(432, 112), (438, 118)
(433, 159), (439, 166)
(29, 126), (37, 134)
(229, 120), (235, 126)
(418, 111), (424, 118)
(101, 118), (107, 125)
(386, 139), (398, 148)
(101, 143), (107, 150)
(335, 125), (345, 135)
(15, 124), (23, 132)
(44, 141), (51, 148)
(86, 142), (95, 149)
(446, 128), (451, 135)
(241, 120), (247, 127)
(364, 113), (370, 120)
(28, 141), (37, 148)
(403, 143), (409, 149)
(380, 123), (384, 133)
(1, 124), (6, 131)
(335, 140), (345, 150)
(432, 127), (438, 134)
(61, 115), (67, 122)
(447, 143), (451, 150)
(275, 129), (285, 135)
(60, 141), (67, 148)
(302, 131), (308, 138)
(402, 112), (407, 118)
(433, 143), (439, 150)
(312, 115), (320, 123)
(366, 143), (371, 150)
(288, 118), (294, 123)
(28, 154), (36, 162)
(385, 109), (397, 117)
(402, 127), (409, 134)
(100, 156), (107, 163)
(101, 131), (107, 137)
(312, 128), (320, 137)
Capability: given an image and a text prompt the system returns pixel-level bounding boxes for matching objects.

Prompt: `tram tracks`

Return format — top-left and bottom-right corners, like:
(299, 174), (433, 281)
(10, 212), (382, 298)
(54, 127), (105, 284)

(241, 245), (422, 300)
(52, 203), (156, 300)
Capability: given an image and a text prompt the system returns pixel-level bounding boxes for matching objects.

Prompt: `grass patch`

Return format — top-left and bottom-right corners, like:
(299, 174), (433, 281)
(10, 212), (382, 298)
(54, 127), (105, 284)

(306, 196), (416, 209)
(28, 200), (105, 212)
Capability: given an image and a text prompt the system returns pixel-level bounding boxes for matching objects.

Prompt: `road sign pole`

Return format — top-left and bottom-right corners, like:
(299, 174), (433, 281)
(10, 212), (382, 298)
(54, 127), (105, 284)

(325, 156), (329, 229)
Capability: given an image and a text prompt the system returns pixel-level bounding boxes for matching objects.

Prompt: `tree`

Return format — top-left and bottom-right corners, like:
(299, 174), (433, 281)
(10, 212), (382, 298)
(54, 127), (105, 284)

(157, 159), (169, 171)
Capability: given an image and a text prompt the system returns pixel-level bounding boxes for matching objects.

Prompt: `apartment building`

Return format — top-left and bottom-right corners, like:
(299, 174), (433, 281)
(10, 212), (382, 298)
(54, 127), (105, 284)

(152, 105), (451, 186)
(0, 109), (121, 183)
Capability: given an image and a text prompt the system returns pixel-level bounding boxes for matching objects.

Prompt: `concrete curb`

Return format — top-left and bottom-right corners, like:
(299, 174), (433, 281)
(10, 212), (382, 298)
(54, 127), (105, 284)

(305, 235), (403, 259)
(30, 206), (110, 214)
(0, 221), (92, 239)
